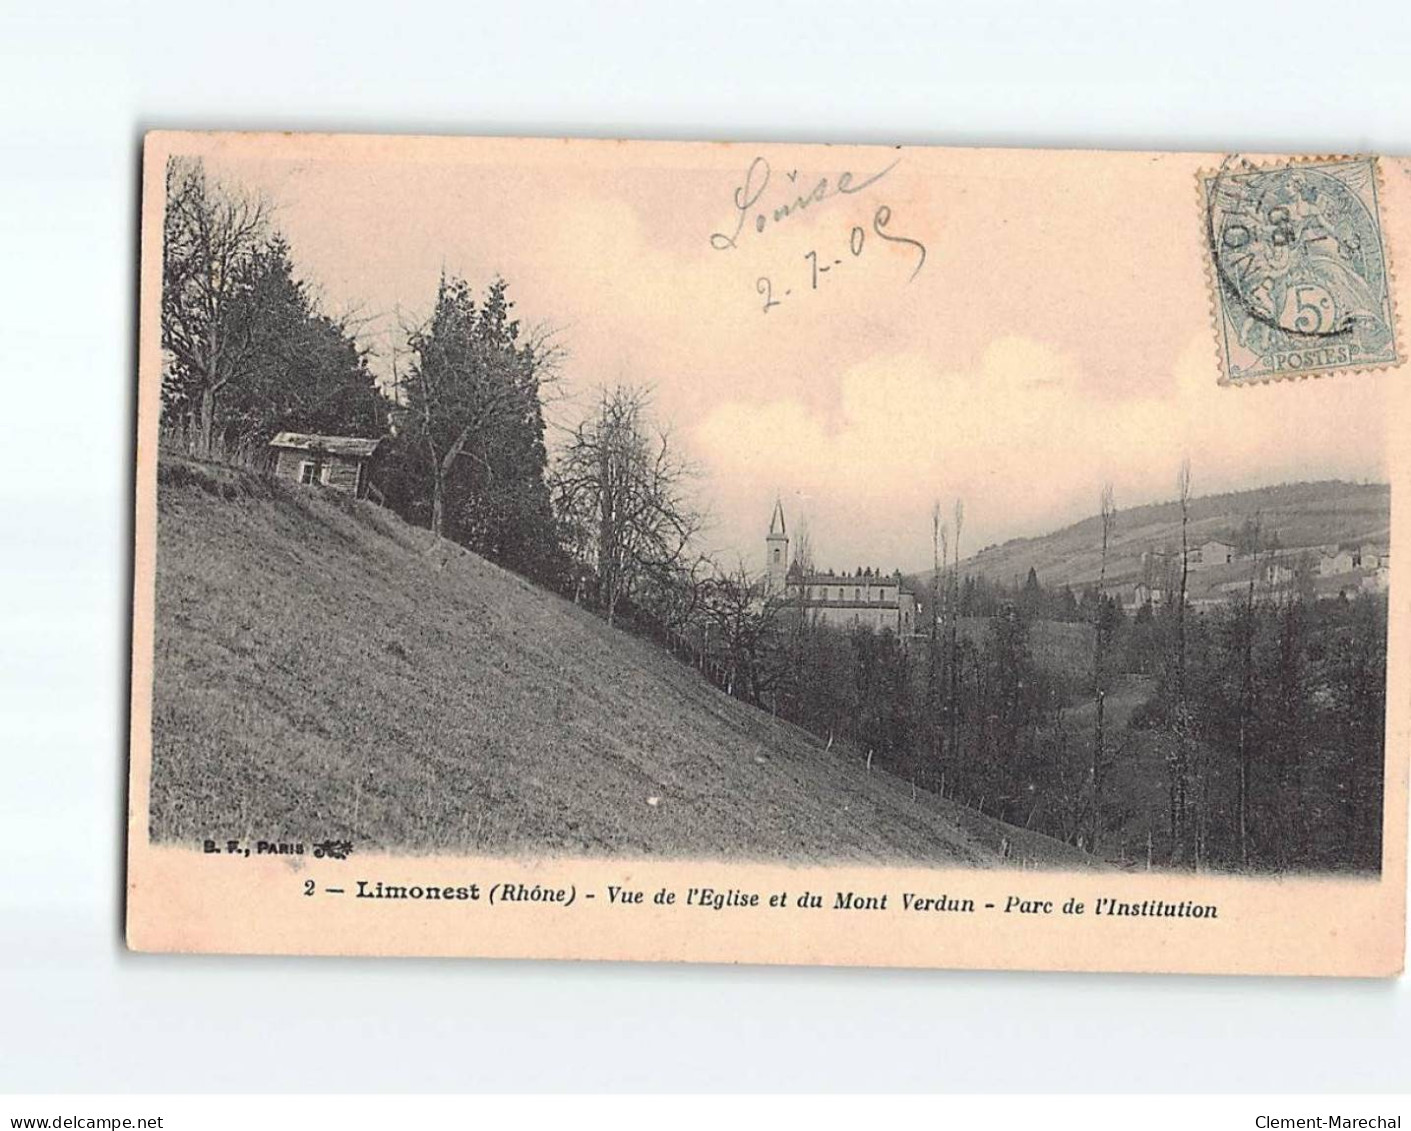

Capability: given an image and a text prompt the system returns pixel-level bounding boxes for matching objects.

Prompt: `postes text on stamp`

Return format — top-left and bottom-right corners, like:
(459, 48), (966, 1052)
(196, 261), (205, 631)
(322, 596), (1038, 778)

(1203, 156), (1400, 384)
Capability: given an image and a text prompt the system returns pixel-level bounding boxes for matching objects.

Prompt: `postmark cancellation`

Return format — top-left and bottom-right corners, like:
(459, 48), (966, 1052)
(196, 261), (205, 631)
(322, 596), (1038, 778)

(1203, 156), (1401, 385)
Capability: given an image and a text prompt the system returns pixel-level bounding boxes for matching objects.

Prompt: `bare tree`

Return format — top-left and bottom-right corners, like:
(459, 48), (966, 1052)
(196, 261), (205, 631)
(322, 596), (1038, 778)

(1089, 483), (1117, 851)
(1170, 457), (1193, 864)
(1236, 513), (1264, 868)
(701, 561), (785, 705)
(792, 515), (815, 579)
(161, 157), (272, 455)
(926, 501), (949, 776)
(553, 385), (702, 627)
(780, 514), (815, 703)
(948, 498), (965, 761)
(931, 501), (944, 646)
(639, 551), (715, 652)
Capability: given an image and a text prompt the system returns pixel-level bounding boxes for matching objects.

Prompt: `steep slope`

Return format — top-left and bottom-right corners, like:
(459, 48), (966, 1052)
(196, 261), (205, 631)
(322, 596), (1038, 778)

(929, 480), (1389, 593)
(150, 458), (1091, 868)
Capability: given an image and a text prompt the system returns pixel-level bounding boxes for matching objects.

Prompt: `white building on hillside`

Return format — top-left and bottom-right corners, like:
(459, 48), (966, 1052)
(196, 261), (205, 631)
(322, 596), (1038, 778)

(1320, 549), (1357, 576)
(764, 500), (918, 636)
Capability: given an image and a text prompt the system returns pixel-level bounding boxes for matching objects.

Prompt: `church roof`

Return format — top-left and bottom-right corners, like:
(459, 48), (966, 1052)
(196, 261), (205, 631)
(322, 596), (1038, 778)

(789, 570), (914, 596)
(792, 567), (904, 581)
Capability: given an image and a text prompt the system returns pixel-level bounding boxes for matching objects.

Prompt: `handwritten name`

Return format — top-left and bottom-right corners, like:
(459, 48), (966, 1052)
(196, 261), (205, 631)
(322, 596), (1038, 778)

(710, 156), (900, 251)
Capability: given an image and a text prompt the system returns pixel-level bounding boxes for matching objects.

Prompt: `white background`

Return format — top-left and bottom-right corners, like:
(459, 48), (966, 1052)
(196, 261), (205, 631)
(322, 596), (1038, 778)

(1, 0), (1408, 1094)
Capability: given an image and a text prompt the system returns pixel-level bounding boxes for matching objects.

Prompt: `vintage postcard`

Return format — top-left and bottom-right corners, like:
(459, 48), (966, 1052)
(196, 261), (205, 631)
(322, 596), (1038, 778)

(128, 132), (1409, 975)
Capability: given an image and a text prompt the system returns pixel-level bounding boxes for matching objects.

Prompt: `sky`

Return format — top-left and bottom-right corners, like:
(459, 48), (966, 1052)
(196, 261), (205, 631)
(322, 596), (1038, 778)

(193, 135), (1400, 575)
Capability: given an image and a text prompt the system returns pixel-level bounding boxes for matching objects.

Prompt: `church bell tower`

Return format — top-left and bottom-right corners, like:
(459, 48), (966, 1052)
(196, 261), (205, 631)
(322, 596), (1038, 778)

(766, 498), (789, 593)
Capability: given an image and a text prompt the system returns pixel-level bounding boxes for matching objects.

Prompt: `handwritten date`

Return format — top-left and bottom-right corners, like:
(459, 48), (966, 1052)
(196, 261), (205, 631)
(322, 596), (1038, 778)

(757, 204), (927, 313)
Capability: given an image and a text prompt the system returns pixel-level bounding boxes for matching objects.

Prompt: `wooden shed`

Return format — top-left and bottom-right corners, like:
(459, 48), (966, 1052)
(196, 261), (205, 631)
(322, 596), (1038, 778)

(269, 433), (382, 499)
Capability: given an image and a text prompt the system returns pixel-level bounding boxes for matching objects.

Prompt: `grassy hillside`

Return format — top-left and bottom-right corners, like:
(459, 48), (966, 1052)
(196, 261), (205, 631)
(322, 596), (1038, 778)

(150, 457), (1092, 868)
(941, 480), (1389, 593)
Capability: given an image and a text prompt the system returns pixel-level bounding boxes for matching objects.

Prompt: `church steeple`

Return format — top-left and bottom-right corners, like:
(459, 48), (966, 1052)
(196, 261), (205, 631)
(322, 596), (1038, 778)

(769, 498), (786, 537)
(766, 497), (789, 593)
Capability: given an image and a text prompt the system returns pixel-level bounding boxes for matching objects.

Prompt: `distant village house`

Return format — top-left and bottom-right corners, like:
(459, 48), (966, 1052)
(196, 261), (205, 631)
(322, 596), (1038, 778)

(1189, 539), (1235, 571)
(1362, 567), (1391, 594)
(1319, 548), (1357, 577)
(1314, 543), (1389, 578)
(269, 432), (382, 500)
(1125, 583), (1165, 611)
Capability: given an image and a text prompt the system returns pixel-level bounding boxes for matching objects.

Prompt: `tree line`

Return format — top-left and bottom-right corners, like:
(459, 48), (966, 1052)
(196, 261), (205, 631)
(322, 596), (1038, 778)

(159, 159), (703, 599)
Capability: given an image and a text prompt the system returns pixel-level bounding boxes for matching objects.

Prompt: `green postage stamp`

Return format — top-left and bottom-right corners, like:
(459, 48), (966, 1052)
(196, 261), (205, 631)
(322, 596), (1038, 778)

(1203, 156), (1401, 384)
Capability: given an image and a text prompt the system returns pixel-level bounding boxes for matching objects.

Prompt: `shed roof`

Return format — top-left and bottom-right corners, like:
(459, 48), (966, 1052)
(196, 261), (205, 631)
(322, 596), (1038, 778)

(269, 432), (382, 457)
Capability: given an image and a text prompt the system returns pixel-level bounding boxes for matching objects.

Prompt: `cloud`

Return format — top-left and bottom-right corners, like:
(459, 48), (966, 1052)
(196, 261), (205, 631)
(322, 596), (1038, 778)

(694, 335), (1389, 569)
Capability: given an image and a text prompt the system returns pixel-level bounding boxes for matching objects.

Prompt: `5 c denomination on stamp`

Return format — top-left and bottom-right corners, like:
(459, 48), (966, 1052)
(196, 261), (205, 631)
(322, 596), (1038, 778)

(1202, 156), (1401, 385)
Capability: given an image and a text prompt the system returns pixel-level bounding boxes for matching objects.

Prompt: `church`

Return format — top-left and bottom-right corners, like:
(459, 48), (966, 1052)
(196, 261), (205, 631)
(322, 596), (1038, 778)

(764, 500), (919, 636)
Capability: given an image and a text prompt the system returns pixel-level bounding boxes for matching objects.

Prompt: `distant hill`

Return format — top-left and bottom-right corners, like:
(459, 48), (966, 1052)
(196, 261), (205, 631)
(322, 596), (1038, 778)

(929, 481), (1390, 596)
(150, 456), (1092, 868)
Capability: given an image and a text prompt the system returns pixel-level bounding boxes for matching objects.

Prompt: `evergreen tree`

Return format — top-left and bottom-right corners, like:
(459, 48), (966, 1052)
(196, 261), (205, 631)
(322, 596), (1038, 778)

(392, 275), (561, 583)
(1019, 566), (1044, 620)
(161, 160), (386, 455)
(221, 236), (386, 446)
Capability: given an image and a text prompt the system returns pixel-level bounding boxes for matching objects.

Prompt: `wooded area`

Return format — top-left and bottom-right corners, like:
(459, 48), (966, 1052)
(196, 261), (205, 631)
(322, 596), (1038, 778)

(634, 493), (1386, 873)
